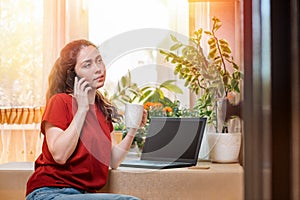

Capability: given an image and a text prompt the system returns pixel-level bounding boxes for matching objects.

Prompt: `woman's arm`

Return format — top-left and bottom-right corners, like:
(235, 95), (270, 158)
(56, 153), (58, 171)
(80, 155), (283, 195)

(45, 108), (88, 164)
(110, 110), (147, 169)
(110, 128), (137, 169)
(45, 77), (91, 164)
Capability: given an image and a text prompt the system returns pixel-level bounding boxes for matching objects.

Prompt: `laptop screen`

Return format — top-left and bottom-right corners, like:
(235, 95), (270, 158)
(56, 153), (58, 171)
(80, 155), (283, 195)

(141, 117), (206, 163)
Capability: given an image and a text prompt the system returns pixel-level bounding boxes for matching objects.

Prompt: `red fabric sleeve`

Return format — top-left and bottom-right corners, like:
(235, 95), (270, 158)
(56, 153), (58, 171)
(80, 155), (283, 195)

(41, 94), (72, 134)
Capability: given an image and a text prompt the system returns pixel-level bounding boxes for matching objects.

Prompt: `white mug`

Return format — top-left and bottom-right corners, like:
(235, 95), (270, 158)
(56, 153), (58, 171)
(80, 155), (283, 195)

(125, 103), (144, 128)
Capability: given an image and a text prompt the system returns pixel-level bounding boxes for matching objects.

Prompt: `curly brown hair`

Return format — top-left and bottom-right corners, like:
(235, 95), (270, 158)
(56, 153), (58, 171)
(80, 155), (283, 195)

(46, 39), (120, 122)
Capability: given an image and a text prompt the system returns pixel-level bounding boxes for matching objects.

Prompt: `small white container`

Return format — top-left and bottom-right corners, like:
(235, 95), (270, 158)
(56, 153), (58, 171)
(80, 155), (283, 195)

(207, 132), (242, 163)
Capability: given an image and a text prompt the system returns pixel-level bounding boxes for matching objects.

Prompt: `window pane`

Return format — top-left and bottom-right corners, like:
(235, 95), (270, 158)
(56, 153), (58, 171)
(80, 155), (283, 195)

(0, 0), (43, 107)
(88, 0), (190, 108)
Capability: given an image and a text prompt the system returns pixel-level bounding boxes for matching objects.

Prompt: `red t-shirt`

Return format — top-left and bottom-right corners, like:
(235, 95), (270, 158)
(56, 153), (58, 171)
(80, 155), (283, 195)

(26, 93), (113, 196)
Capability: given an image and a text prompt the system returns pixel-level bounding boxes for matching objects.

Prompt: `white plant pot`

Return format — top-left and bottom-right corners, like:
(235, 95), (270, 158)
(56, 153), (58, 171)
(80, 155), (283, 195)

(207, 132), (241, 163)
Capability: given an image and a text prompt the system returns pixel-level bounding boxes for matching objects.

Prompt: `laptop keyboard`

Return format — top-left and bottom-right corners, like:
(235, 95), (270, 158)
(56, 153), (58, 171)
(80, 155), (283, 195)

(120, 159), (193, 168)
(134, 160), (174, 166)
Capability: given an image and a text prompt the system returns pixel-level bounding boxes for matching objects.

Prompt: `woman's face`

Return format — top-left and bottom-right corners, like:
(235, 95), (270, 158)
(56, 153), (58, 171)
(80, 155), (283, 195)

(74, 45), (106, 89)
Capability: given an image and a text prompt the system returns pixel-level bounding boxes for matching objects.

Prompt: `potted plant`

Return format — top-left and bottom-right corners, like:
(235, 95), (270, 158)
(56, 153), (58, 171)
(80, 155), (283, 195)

(104, 70), (183, 151)
(104, 70), (183, 107)
(112, 119), (126, 145)
(160, 16), (243, 163)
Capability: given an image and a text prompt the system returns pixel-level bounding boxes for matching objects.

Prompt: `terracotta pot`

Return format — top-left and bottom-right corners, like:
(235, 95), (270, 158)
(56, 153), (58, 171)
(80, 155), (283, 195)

(20, 108), (29, 124)
(113, 131), (123, 144)
(5, 108), (11, 124)
(16, 108), (23, 124)
(33, 107), (41, 123)
(26, 108), (34, 124)
(0, 109), (5, 124)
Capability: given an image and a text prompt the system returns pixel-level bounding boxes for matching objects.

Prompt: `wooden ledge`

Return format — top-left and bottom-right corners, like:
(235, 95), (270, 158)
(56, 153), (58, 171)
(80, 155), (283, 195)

(101, 162), (244, 199)
(0, 162), (243, 200)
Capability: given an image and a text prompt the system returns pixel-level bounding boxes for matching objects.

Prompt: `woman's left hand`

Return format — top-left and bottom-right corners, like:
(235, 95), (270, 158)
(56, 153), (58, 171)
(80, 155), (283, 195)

(140, 109), (148, 127)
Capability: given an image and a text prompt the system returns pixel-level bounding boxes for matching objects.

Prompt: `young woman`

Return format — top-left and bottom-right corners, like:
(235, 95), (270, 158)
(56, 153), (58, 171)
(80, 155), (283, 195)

(26, 39), (147, 200)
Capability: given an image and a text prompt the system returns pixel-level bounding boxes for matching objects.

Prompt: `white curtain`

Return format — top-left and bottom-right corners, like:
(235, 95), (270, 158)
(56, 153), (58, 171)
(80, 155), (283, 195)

(42, 0), (89, 104)
(0, 0), (89, 164)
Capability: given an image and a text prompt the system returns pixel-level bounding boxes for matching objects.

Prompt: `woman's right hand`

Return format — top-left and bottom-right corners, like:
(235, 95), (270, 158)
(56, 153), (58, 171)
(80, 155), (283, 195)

(46, 77), (92, 164)
(74, 76), (91, 112)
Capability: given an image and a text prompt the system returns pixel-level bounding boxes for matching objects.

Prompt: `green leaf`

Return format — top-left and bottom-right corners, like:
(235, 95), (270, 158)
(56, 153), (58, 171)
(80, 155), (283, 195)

(208, 47), (217, 59)
(204, 31), (212, 36)
(207, 38), (216, 45)
(220, 45), (231, 53)
(170, 34), (178, 42)
(139, 90), (153, 103)
(170, 43), (182, 51)
(121, 76), (127, 87)
(222, 53), (231, 59)
(212, 17), (222, 32)
(132, 83), (139, 89)
(161, 83), (183, 94)
(232, 71), (240, 79)
(174, 69), (179, 75)
(117, 82), (121, 92)
(184, 80), (189, 87)
(119, 90), (125, 95)
(160, 79), (176, 85)
(140, 86), (152, 92)
(156, 88), (165, 99)
(219, 39), (229, 45)
(127, 88), (140, 96)
(121, 95), (131, 102)
(232, 62), (239, 70)
(231, 79), (240, 92)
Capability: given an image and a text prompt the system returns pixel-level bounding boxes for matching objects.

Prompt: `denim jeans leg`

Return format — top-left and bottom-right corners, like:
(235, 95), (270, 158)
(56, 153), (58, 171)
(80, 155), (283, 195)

(54, 193), (141, 200)
(26, 187), (82, 200)
(26, 187), (141, 200)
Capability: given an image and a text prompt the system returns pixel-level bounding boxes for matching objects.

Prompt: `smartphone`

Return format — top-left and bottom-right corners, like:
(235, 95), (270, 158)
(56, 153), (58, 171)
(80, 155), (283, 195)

(76, 75), (90, 89)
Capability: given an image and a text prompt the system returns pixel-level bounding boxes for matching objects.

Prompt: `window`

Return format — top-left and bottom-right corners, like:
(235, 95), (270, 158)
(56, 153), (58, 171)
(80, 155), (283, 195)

(0, 0), (43, 107)
(88, 0), (191, 108)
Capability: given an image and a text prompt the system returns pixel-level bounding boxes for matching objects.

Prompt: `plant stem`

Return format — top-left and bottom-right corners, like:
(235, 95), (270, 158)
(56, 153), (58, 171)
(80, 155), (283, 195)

(213, 34), (229, 97)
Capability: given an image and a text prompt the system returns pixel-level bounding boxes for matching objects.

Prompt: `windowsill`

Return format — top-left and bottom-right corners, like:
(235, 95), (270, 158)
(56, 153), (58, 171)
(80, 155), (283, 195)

(0, 161), (34, 171)
(0, 161), (243, 199)
(103, 161), (244, 199)
(0, 124), (40, 130)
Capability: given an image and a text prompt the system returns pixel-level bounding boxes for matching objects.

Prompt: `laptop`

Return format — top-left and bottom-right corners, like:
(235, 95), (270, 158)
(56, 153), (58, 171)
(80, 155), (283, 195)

(120, 117), (207, 169)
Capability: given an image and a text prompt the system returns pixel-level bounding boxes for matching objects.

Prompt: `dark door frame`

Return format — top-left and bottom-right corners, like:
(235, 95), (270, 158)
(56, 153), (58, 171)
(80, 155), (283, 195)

(244, 0), (299, 199)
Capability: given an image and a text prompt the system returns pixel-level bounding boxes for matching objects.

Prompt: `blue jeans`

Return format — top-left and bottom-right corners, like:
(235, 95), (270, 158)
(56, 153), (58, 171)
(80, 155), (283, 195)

(26, 187), (141, 200)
